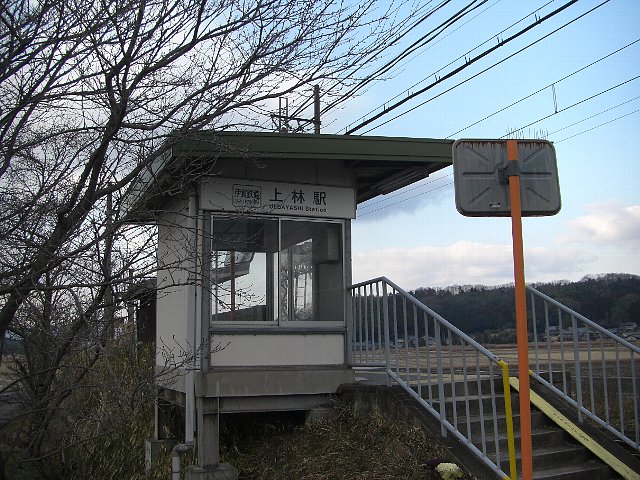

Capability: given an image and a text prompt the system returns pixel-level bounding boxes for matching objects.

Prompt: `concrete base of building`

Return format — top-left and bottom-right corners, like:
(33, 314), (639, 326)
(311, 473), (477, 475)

(144, 438), (176, 473)
(305, 405), (336, 423)
(184, 463), (239, 480)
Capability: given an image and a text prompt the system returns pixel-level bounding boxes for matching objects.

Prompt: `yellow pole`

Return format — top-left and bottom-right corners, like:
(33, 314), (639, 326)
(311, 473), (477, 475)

(499, 360), (518, 480)
(507, 140), (533, 480)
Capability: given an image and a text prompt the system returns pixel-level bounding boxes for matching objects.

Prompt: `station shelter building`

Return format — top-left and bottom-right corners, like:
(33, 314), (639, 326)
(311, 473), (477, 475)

(123, 131), (452, 477)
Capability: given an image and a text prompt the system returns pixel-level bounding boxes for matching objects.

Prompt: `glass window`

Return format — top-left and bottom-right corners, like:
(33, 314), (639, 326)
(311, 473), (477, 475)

(210, 217), (343, 324)
(211, 218), (278, 322)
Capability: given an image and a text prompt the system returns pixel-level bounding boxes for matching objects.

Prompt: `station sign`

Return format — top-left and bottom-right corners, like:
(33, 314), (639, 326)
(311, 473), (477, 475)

(200, 177), (356, 219)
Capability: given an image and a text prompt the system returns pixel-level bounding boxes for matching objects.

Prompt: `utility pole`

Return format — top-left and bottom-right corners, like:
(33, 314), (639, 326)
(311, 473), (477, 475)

(278, 97), (289, 132)
(271, 87), (321, 133)
(314, 85), (320, 134)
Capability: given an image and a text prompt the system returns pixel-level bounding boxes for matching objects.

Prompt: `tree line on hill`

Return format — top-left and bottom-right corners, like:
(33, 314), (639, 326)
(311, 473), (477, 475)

(409, 273), (640, 341)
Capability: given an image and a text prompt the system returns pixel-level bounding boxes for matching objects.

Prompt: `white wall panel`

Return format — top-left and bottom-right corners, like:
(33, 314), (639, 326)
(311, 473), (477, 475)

(210, 334), (345, 367)
(155, 198), (190, 366)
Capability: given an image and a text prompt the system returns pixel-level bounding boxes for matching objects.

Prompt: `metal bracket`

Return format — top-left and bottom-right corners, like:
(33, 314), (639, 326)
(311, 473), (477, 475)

(498, 160), (520, 185)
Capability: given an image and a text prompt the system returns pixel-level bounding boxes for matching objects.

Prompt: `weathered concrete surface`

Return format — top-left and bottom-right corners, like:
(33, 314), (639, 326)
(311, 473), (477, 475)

(184, 463), (238, 480)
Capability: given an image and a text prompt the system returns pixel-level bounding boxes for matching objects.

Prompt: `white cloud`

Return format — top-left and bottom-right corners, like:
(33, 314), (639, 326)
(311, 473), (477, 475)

(560, 201), (640, 251)
(524, 245), (598, 282)
(352, 241), (597, 289)
(355, 175), (454, 222)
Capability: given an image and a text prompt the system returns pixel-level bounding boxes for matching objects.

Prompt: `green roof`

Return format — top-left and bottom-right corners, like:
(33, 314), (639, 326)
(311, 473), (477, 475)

(123, 131), (453, 220)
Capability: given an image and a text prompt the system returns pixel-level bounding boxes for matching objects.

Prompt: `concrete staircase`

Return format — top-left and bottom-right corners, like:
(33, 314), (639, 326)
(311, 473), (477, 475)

(430, 378), (623, 480)
(340, 374), (640, 479)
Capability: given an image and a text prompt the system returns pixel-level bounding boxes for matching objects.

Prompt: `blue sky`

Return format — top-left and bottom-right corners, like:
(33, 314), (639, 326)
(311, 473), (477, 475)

(327, 0), (640, 289)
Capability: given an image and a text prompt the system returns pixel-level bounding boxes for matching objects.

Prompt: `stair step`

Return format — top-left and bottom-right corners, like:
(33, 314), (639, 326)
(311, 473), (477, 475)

(408, 376), (502, 397)
(614, 439), (640, 462)
(454, 410), (548, 436)
(430, 393), (555, 423)
(431, 393), (510, 417)
(409, 380), (626, 479)
(497, 444), (588, 472)
(476, 426), (571, 454)
(531, 461), (615, 480)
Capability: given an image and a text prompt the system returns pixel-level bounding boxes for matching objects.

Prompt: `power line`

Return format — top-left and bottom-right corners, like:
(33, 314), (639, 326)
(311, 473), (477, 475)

(346, 0), (552, 132)
(324, 0), (491, 123)
(289, 0), (456, 120)
(555, 109), (639, 143)
(335, 0), (466, 97)
(500, 75), (640, 138)
(547, 95), (640, 136)
(361, 95), (640, 216)
(358, 172), (453, 211)
(358, 181), (454, 217)
(345, 0), (584, 135)
(447, 37), (640, 138)
(292, 0), (548, 133)
(353, 0), (610, 134)
(368, 0), (505, 102)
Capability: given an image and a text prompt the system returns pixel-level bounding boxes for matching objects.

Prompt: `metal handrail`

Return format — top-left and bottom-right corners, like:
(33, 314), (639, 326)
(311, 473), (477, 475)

(348, 277), (517, 480)
(527, 285), (640, 451)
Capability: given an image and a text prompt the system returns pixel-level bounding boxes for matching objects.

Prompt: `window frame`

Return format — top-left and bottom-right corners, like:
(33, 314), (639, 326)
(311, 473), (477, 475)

(206, 213), (346, 330)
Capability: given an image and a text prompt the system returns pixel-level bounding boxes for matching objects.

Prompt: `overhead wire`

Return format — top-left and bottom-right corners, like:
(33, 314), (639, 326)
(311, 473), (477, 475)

(288, 0), (454, 120)
(345, 0), (552, 133)
(358, 180), (454, 217)
(320, 0), (490, 120)
(365, 0), (505, 99)
(299, 0), (541, 132)
(555, 109), (639, 143)
(362, 93), (639, 216)
(290, 0), (552, 133)
(499, 74), (640, 138)
(349, 0), (610, 136)
(547, 95), (640, 137)
(349, 1), (588, 135)
(359, 91), (639, 216)
(354, 2), (633, 216)
(447, 37), (640, 138)
(290, 0), (494, 127)
(292, 0), (481, 126)
(358, 173), (453, 211)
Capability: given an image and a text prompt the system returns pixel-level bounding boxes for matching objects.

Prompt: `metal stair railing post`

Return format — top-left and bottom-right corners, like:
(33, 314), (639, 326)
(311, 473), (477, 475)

(434, 319), (447, 438)
(382, 282), (391, 387)
(348, 277), (517, 479)
(571, 313), (583, 423)
(527, 285), (640, 451)
(499, 360), (518, 480)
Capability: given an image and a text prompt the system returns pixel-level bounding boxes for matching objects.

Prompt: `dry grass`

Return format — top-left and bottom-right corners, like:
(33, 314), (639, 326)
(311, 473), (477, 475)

(220, 407), (454, 480)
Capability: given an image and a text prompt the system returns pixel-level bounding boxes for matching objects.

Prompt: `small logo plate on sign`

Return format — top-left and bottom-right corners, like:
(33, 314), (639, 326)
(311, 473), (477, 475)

(232, 184), (262, 208)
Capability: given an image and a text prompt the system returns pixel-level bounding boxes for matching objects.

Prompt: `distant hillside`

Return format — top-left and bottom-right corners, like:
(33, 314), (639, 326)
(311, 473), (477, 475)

(410, 273), (640, 337)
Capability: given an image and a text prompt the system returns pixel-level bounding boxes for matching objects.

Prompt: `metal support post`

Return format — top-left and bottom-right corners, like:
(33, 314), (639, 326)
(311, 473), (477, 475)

(313, 85), (321, 134)
(201, 215), (212, 372)
(186, 194), (197, 444)
(382, 282), (391, 387)
(507, 139), (533, 480)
